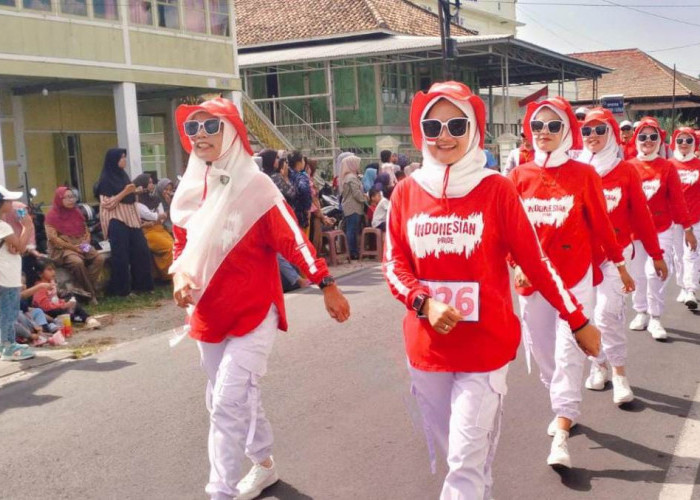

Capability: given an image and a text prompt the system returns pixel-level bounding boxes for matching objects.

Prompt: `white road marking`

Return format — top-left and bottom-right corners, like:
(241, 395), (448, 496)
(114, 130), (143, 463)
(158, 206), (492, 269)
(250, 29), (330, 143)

(659, 381), (700, 500)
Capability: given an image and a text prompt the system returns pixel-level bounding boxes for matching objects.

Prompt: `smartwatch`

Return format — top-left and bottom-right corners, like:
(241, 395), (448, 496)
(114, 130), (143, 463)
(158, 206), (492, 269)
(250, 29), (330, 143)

(412, 293), (429, 314)
(319, 276), (336, 290)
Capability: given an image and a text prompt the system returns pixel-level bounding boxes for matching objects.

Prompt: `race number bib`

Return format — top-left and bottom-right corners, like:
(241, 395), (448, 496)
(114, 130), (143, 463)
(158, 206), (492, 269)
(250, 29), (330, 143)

(419, 280), (480, 322)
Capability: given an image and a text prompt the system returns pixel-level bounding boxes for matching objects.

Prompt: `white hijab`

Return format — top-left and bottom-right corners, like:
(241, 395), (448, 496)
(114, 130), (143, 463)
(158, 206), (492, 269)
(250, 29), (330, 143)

(169, 116), (282, 307)
(636, 127), (661, 162)
(532, 105), (573, 168)
(578, 125), (621, 177)
(674, 136), (697, 162)
(412, 96), (496, 199)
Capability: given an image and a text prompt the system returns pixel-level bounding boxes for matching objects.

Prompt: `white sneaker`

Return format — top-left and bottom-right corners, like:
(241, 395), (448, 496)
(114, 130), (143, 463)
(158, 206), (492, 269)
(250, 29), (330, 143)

(547, 430), (572, 468)
(547, 417), (577, 437)
(677, 289), (687, 303)
(612, 375), (634, 405)
(585, 363), (610, 391)
(685, 291), (698, 310)
(236, 458), (279, 500)
(648, 317), (668, 340)
(629, 312), (650, 331)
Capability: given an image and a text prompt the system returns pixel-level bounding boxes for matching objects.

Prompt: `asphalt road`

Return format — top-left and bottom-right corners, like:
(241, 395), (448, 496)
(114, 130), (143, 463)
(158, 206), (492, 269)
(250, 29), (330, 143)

(1, 265), (699, 499)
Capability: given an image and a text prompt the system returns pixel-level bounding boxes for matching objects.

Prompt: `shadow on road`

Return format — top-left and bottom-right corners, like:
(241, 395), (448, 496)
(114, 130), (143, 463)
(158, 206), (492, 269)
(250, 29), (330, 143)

(0, 358), (135, 415)
(261, 479), (314, 499)
(666, 327), (700, 347)
(631, 386), (694, 420)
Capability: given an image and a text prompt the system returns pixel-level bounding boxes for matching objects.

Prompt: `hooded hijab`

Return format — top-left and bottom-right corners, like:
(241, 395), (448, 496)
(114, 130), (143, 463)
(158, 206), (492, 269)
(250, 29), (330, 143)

(45, 186), (86, 238)
(409, 81), (495, 199)
(169, 98), (282, 307)
(334, 151), (353, 179)
(362, 164), (378, 192)
(671, 127), (698, 163)
(578, 107), (622, 177)
(522, 97), (581, 168)
(133, 174), (160, 211)
(632, 116), (664, 162)
(95, 148), (133, 202)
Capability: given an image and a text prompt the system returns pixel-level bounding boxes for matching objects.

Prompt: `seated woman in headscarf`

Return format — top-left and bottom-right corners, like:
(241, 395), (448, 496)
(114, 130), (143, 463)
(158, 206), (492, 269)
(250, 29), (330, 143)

(133, 174), (174, 282)
(94, 149), (154, 296)
(45, 186), (106, 303)
(155, 178), (175, 233)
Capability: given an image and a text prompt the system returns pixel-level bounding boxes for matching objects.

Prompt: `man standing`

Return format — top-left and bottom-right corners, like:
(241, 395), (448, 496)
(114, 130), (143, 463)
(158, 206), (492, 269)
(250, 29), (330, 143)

(502, 132), (534, 176)
(170, 97), (350, 500)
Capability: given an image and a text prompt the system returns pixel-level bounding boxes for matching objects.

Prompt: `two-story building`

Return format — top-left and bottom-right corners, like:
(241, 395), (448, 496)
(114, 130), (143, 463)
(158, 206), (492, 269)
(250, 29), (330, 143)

(0, 0), (240, 202)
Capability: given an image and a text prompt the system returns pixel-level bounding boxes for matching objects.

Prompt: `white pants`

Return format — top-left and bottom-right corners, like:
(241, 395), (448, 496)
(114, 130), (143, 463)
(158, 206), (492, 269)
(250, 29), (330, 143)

(409, 364), (508, 500)
(630, 228), (673, 317)
(594, 245), (633, 367)
(198, 306), (278, 500)
(519, 268), (593, 422)
(672, 223), (700, 292)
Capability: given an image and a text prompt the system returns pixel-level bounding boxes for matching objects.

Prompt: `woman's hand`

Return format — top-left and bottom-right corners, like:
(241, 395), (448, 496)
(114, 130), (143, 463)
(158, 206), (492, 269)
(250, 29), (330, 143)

(173, 272), (199, 308)
(424, 298), (462, 335)
(617, 265), (635, 293)
(142, 221), (156, 229)
(19, 214), (33, 228)
(653, 259), (668, 280)
(514, 266), (532, 288)
(686, 229), (697, 252)
(323, 284), (350, 322)
(124, 184), (137, 195)
(574, 323), (601, 357)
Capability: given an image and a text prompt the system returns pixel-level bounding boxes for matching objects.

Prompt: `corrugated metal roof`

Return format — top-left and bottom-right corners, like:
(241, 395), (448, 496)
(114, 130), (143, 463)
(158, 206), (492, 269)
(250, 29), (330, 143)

(239, 35), (510, 68)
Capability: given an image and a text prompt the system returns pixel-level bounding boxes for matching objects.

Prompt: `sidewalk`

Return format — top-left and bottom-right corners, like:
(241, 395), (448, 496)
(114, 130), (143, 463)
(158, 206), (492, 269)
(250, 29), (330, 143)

(0, 260), (379, 381)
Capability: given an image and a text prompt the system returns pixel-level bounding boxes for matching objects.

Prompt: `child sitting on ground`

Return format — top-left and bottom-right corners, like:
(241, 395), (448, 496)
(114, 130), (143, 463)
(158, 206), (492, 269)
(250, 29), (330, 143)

(31, 259), (101, 329)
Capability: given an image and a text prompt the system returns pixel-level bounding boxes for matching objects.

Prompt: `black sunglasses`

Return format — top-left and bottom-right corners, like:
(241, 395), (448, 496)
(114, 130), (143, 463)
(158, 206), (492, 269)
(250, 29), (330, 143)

(183, 118), (222, 137)
(421, 118), (469, 139)
(676, 137), (695, 145)
(530, 120), (563, 134)
(581, 125), (608, 137)
(620, 126), (632, 132)
(638, 133), (659, 143)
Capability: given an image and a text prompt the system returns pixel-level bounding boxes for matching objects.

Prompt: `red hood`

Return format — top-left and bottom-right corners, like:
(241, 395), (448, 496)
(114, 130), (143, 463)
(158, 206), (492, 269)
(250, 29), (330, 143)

(175, 98), (253, 156)
(522, 96), (582, 150)
(671, 127), (699, 152)
(410, 81), (485, 150)
(583, 107), (621, 145)
(632, 116), (666, 144)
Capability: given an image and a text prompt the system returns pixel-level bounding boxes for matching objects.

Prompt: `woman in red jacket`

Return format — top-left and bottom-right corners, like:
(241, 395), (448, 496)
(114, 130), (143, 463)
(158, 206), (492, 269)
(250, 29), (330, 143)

(384, 82), (600, 497)
(579, 108), (666, 405)
(508, 97), (631, 469)
(669, 127), (700, 309)
(170, 98), (350, 500)
(628, 117), (696, 340)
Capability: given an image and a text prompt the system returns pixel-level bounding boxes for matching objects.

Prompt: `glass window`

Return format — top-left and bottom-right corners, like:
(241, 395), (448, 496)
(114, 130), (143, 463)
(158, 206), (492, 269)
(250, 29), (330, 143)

(208, 0), (229, 36)
(157, 0), (179, 29)
(129, 0), (153, 25)
(60, 0), (87, 16)
(23, 0), (50, 11)
(0, 0), (16, 7)
(93, 0), (118, 19)
(183, 0), (206, 33)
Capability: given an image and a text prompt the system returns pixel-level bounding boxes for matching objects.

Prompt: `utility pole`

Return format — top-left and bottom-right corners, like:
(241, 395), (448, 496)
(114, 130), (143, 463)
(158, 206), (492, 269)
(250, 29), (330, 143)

(438, 0), (461, 80)
(671, 64), (677, 132)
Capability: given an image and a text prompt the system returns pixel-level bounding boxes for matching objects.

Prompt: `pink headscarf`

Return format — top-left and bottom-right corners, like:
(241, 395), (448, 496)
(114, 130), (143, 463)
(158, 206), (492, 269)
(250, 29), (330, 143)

(45, 187), (86, 238)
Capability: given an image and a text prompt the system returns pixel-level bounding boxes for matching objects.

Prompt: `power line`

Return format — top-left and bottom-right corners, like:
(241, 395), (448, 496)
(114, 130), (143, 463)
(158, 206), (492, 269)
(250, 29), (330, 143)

(599, 0), (700, 27)
(649, 41), (700, 52)
(516, 7), (584, 51)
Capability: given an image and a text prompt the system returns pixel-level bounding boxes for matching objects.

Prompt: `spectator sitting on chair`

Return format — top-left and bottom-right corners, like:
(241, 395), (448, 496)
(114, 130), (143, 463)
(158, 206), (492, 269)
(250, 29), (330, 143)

(370, 188), (390, 232)
(155, 178), (175, 233)
(133, 174), (174, 282)
(45, 186), (106, 304)
(380, 150), (398, 186)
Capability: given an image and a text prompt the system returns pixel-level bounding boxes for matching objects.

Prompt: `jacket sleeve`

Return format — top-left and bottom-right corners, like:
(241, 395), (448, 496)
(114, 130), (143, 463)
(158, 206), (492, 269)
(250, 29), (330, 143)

(627, 166), (664, 260)
(265, 200), (329, 285)
(172, 225), (187, 262)
(667, 164), (693, 228)
(32, 288), (66, 312)
(382, 184), (431, 309)
(584, 168), (625, 264)
(500, 183), (588, 331)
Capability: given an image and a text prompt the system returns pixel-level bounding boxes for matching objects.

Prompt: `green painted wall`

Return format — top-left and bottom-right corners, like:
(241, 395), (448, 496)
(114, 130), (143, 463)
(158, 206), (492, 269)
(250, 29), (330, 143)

(335, 65), (376, 127)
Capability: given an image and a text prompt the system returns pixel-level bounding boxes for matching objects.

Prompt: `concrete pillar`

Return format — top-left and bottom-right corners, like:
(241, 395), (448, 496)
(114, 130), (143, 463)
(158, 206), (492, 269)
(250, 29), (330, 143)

(11, 96), (27, 188)
(113, 82), (142, 177)
(0, 121), (5, 186)
(164, 98), (185, 179)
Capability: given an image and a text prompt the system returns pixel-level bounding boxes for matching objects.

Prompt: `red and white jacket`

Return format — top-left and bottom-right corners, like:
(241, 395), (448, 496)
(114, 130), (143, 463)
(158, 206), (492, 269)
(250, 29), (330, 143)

(597, 161), (663, 262)
(629, 157), (692, 232)
(669, 157), (700, 227)
(508, 159), (624, 293)
(173, 200), (329, 343)
(384, 175), (587, 373)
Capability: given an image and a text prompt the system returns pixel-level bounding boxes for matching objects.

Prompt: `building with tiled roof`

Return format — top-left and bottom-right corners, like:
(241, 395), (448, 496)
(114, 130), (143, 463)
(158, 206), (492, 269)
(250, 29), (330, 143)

(235, 0), (474, 49)
(570, 49), (700, 122)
